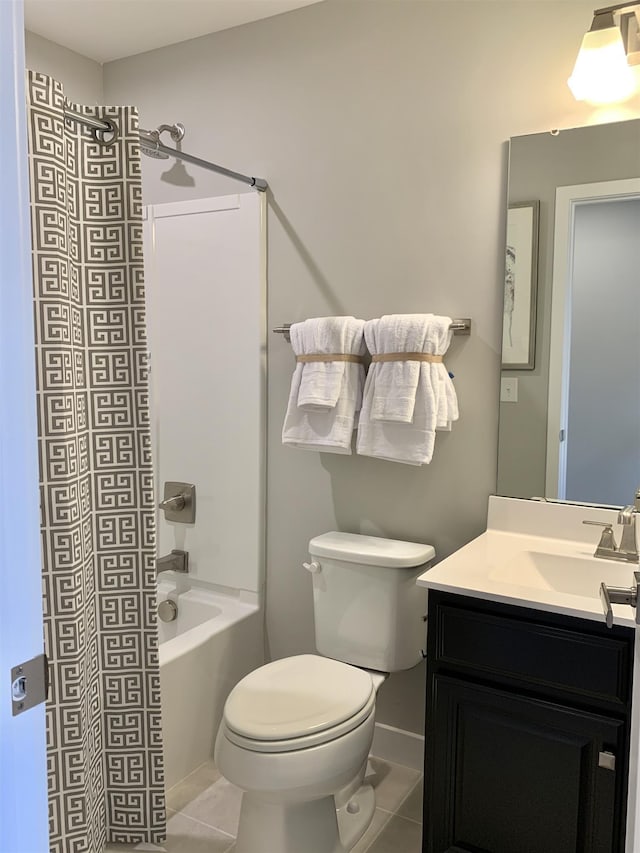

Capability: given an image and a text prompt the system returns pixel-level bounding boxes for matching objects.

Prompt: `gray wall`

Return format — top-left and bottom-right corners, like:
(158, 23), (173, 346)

(25, 30), (103, 104)
(29, 0), (636, 734)
(497, 121), (640, 500)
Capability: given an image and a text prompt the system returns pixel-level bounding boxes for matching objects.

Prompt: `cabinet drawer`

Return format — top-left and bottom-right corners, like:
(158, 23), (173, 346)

(431, 596), (633, 708)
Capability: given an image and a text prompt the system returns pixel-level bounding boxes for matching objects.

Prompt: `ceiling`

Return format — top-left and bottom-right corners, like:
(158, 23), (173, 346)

(24, 0), (324, 64)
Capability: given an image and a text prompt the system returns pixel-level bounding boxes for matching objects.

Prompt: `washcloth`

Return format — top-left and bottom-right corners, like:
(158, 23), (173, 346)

(356, 314), (459, 465)
(282, 316), (366, 454)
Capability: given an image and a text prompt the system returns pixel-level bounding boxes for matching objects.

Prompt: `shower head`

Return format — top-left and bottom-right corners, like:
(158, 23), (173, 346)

(141, 144), (170, 160)
(139, 129), (170, 159)
(139, 123), (185, 160)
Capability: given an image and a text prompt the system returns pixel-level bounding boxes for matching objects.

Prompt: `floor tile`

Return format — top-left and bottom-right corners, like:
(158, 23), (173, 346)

(166, 760), (222, 813)
(179, 774), (243, 836)
(365, 757), (421, 814)
(351, 808), (392, 853)
(106, 758), (422, 853)
(105, 810), (232, 853)
(157, 812), (234, 853)
(395, 777), (423, 824)
(362, 813), (422, 853)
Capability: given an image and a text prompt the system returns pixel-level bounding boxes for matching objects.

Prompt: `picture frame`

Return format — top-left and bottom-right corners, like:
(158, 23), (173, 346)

(502, 201), (539, 370)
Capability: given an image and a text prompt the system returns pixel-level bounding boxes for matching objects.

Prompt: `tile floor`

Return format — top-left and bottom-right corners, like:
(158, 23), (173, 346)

(105, 756), (423, 853)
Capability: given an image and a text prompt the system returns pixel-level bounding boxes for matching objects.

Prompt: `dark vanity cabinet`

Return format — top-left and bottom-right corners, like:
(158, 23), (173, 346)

(423, 592), (635, 853)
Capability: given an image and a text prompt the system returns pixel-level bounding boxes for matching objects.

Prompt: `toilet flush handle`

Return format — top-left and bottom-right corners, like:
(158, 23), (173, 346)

(303, 560), (321, 573)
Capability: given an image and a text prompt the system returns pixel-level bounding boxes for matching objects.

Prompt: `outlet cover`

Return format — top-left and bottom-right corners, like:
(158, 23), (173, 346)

(500, 377), (518, 403)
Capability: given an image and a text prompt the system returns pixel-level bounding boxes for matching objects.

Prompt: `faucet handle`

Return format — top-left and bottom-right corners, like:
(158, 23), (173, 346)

(583, 520), (618, 555)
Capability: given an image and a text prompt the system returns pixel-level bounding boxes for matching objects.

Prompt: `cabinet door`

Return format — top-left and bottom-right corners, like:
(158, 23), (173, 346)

(425, 675), (624, 853)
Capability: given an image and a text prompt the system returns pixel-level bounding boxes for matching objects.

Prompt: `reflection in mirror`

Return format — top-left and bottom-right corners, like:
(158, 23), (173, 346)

(497, 119), (640, 507)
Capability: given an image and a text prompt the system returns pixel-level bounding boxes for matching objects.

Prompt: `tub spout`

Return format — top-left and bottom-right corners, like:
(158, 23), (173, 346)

(157, 549), (189, 574)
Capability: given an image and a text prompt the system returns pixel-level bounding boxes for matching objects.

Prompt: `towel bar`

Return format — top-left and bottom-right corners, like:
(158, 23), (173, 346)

(272, 318), (472, 343)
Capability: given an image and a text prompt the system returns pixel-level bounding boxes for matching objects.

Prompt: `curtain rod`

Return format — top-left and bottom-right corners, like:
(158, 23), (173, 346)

(63, 108), (268, 192)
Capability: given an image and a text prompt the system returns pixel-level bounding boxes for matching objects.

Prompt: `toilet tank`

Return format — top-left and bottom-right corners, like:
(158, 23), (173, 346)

(307, 532), (435, 672)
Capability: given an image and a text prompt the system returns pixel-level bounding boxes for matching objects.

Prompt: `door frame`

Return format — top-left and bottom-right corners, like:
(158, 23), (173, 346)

(545, 178), (640, 499)
(0, 1), (49, 850)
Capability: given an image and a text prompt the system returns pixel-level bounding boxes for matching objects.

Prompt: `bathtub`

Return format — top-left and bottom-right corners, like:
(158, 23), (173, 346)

(156, 582), (264, 789)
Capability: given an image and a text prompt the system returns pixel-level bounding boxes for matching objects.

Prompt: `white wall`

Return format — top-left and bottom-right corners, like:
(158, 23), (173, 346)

(25, 30), (103, 104)
(27, 0), (640, 735)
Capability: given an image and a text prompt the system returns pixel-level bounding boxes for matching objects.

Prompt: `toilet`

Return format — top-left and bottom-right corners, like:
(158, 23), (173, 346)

(214, 531), (435, 853)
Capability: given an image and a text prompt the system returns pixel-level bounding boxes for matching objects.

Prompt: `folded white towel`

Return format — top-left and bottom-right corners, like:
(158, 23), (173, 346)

(367, 314), (434, 423)
(356, 314), (459, 465)
(282, 316), (366, 454)
(293, 317), (363, 410)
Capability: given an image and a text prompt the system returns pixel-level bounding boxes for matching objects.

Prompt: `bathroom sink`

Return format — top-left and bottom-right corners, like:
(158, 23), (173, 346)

(416, 497), (640, 629)
(489, 550), (635, 599)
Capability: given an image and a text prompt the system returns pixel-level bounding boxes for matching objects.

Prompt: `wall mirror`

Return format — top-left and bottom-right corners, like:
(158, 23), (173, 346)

(497, 118), (640, 507)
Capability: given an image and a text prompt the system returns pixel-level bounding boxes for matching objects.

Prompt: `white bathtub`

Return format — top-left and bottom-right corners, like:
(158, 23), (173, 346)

(156, 582), (264, 789)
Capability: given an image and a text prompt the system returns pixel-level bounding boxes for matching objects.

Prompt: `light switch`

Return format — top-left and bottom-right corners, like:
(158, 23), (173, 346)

(500, 377), (518, 403)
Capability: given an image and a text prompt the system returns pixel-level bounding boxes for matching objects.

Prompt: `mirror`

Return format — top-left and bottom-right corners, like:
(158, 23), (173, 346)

(497, 119), (640, 506)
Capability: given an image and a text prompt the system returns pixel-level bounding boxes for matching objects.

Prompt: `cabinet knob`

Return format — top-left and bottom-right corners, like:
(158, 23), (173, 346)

(598, 751), (616, 771)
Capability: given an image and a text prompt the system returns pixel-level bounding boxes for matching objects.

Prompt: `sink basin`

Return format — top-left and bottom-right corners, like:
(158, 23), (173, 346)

(489, 551), (635, 599)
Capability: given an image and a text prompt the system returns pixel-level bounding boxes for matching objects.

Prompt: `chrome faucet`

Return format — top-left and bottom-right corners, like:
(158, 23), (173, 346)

(583, 489), (640, 563)
(156, 549), (189, 575)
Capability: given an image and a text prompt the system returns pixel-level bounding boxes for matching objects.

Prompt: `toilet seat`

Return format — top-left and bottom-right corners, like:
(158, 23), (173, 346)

(222, 654), (375, 753)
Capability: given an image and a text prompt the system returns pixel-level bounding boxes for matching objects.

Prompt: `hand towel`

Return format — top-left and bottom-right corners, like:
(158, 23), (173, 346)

(293, 317), (363, 410)
(282, 316), (366, 454)
(356, 314), (459, 465)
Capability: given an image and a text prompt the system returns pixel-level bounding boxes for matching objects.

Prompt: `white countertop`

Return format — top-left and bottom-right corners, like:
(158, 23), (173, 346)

(416, 495), (639, 628)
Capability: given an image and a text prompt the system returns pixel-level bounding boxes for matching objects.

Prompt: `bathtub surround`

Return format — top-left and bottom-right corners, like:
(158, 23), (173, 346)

(142, 194), (266, 594)
(27, 73), (165, 849)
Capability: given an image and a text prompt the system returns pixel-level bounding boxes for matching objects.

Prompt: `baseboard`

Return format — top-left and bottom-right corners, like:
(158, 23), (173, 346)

(370, 722), (424, 772)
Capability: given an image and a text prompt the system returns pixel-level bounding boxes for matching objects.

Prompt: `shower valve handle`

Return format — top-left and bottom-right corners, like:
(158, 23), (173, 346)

(158, 482), (196, 524)
(159, 494), (186, 512)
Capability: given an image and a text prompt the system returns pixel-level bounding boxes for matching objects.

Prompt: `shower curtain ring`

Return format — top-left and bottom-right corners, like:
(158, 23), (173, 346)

(91, 118), (119, 147)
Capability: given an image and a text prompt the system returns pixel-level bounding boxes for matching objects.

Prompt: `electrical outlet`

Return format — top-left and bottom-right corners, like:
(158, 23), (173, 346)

(500, 377), (518, 403)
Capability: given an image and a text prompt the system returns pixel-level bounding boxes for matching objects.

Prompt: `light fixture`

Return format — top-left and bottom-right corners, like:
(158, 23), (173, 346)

(568, 3), (640, 104)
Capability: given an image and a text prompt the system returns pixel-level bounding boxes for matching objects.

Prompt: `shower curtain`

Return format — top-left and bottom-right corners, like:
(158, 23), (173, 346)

(26, 71), (166, 851)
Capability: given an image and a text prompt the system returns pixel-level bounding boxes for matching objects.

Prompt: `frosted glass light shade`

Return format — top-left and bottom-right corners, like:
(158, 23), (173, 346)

(568, 25), (636, 104)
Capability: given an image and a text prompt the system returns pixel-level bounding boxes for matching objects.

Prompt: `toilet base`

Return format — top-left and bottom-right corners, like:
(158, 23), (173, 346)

(336, 783), (375, 850)
(234, 783), (375, 853)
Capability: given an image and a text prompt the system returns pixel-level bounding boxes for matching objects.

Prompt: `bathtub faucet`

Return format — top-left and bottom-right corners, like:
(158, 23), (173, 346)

(156, 549), (189, 574)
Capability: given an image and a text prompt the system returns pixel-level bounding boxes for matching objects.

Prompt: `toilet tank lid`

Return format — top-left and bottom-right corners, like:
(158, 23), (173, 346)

(309, 532), (435, 568)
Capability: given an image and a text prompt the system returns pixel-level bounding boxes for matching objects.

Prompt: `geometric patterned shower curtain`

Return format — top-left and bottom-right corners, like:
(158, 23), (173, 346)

(26, 71), (166, 852)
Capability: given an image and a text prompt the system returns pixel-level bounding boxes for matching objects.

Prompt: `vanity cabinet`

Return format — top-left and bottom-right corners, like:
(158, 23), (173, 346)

(423, 591), (635, 853)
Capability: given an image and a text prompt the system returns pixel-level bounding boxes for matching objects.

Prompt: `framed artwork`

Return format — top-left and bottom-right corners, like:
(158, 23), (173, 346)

(502, 201), (539, 369)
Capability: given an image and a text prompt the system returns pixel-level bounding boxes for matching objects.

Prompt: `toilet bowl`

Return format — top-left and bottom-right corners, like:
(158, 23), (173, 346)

(214, 532), (435, 853)
(214, 655), (381, 853)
